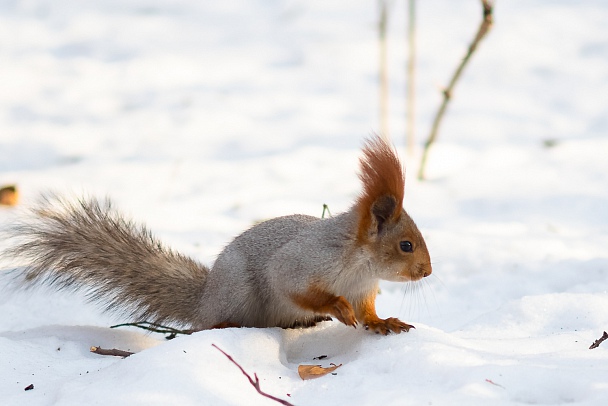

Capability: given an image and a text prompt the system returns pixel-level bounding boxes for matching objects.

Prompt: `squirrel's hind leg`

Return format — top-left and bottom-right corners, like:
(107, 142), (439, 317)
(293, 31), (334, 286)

(288, 315), (333, 329)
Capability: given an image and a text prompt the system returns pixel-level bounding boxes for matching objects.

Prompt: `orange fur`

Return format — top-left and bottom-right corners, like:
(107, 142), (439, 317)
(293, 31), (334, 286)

(354, 290), (380, 323)
(355, 291), (414, 334)
(355, 136), (405, 241)
(291, 285), (357, 327)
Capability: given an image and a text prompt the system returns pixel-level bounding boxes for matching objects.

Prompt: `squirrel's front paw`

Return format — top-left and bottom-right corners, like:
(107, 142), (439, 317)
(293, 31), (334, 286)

(332, 296), (358, 328)
(364, 317), (414, 335)
(292, 290), (357, 328)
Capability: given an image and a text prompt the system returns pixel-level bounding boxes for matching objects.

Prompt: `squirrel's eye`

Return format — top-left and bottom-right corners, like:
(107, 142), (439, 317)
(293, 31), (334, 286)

(399, 241), (413, 253)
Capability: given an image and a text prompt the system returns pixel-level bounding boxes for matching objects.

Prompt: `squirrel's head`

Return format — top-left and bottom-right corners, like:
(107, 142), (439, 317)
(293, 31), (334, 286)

(355, 136), (432, 282)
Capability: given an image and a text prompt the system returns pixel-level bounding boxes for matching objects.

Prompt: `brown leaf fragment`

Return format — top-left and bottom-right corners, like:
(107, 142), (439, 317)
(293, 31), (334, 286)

(589, 331), (608, 349)
(298, 363), (342, 380)
(0, 185), (18, 206)
(90, 346), (134, 358)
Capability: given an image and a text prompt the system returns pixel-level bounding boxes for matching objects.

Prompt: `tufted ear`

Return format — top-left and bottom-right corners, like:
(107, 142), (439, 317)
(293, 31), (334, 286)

(355, 136), (405, 242)
(371, 195), (397, 234)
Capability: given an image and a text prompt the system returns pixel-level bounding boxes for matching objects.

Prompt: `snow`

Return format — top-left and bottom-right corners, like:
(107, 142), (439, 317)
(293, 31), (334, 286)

(1, 0), (608, 404)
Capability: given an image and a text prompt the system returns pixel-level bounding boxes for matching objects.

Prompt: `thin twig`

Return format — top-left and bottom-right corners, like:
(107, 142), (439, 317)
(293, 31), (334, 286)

(406, 0), (416, 155)
(589, 331), (608, 349)
(321, 204), (332, 219)
(212, 344), (295, 406)
(110, 321), (194, 339)
(378, 0), (390, 141)
(90, 346), (134, 358)
(485, 378), (505, 389)
(418, 0), (494, 180)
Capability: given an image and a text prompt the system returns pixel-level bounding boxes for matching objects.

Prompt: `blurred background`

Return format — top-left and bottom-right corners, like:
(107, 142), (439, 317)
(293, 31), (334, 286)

(2, 1), (605, 165)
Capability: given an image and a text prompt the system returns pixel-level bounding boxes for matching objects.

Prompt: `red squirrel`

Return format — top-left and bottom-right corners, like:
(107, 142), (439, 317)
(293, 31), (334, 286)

(4, 136), (431, 335)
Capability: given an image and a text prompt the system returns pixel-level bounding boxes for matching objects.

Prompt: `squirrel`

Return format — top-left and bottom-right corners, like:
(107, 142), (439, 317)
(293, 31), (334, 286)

(3, 136), (431, 335)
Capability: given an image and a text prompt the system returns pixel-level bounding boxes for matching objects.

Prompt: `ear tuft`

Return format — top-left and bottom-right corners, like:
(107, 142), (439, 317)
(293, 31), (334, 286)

(355, 135), (405, 241)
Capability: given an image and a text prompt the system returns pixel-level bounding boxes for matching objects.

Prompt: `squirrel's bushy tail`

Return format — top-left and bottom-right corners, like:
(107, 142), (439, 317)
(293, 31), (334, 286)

(6, 195), (208, 328)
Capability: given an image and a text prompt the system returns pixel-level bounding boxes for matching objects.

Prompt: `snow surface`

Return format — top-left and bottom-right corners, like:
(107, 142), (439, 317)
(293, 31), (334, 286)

(1, 0), (608, 405)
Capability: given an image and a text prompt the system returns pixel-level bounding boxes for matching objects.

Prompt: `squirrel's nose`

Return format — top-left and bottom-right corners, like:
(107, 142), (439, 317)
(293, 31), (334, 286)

(422, 265), (432, 277)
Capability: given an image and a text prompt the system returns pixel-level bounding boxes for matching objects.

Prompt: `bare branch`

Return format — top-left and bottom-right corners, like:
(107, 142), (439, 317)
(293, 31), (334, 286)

(378, 0), (390, 141)
(418, 0), (494, 180)
(110, 321), (194, 339)
(589, 331), (608, 349)
(406, 0), (417, 155)
(90, 346), (134, 358)
(212, 344), (295, 406)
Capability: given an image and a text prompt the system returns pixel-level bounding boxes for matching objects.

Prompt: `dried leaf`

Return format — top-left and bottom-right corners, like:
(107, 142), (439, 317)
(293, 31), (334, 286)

(298, 363), (342, 380)
(0, 185), (18, 206)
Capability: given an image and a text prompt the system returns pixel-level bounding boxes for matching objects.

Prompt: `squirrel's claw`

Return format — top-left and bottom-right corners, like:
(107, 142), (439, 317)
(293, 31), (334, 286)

(364, 317), (414, 335)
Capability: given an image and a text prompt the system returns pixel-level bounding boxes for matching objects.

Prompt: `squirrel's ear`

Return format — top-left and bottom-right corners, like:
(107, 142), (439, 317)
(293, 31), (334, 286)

(355, 135), (405, 242)
(371, 195), (397, 234)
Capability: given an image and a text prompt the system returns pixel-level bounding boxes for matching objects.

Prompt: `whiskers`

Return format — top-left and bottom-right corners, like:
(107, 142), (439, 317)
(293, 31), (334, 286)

(400, 272), (443, 322)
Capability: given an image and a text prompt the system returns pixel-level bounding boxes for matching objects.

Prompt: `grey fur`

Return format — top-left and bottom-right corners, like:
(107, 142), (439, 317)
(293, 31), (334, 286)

(2, 140), (432, 332)
(6, 195), (207, 328)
